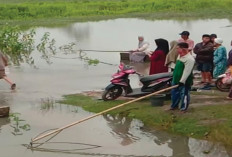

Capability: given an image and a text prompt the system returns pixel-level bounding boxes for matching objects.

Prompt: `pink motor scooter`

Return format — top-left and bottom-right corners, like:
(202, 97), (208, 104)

(102, 63), (173, 101)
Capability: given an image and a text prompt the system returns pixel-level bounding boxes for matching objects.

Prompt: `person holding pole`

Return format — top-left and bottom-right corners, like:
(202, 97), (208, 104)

(0, 51), (16, 90)
(169, 42), (195, 112)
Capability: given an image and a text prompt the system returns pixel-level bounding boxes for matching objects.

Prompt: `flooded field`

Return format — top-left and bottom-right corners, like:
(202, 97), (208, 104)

(0, 18), (232, 157)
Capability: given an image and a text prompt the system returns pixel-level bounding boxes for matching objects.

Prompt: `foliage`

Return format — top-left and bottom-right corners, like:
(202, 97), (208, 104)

(0, 25), (88, 66)
(40, 97), (55, 110)
(0, 25), (58, 65)
(59, 42), (76, 54)
(36, 32), (56, 64)
(9, 112), (31, 135)
(0, 0), (231, 20)
(0, 26), (35, 65)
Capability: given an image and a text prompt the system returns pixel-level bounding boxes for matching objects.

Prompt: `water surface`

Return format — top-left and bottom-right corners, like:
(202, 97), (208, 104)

(0, 18), (232, 157)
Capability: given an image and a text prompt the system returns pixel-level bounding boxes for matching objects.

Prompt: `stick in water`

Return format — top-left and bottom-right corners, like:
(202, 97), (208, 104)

(30, 85), (178, 145)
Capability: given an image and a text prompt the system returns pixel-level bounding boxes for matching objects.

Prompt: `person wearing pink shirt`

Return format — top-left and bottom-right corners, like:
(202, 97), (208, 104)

(178, 31), (194, 54)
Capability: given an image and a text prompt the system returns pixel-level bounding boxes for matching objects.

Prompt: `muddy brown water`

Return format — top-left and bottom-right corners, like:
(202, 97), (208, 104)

(0, 18), (232, 157)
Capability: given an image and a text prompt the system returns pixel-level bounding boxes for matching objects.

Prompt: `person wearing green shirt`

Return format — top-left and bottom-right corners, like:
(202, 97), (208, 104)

(169, 42), (195, 112)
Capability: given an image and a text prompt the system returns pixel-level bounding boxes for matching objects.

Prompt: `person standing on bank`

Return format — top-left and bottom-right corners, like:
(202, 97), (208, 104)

(130, 36), (150, 62)
(226, 40), (232, 100)
(169, 42), (195, 112)
(193, 34), (214, 87)
(0, 51), (16, 90)
(227, 40), (232, 73)
(213, 38), (227, 78)
(210, 34), (217, 44)
(178, 31), (194, 54)
(210, 34), (217, 77)
(165, 40), (179, 72)
(149, 38), (169, 75)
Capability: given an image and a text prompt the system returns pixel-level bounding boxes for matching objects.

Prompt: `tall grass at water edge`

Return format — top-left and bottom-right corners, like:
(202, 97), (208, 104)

(0, 0), (232, 20)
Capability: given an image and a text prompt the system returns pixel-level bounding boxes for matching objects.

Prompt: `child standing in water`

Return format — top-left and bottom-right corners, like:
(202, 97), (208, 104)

(0, 51), (16, 90)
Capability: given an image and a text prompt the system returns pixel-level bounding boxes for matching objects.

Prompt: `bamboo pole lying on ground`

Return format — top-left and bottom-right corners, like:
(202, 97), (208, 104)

(31, 85), (178, 144)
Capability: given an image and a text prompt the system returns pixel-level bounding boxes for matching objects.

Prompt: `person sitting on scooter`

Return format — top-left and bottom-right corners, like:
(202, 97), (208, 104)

(169, 42), (195, 112)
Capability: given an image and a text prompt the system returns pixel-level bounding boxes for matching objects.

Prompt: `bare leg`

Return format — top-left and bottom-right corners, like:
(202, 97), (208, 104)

(202, 72), (207, 83)
(205, 72), (212, 83)
(3, 76), (16, 90)
(3, 76), (13, 85)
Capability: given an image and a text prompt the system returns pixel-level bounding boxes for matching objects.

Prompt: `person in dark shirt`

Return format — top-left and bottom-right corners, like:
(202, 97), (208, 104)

(193, 34), (214, 88)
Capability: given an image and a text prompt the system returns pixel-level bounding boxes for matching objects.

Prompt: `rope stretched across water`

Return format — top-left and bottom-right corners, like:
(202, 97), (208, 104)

(50, 49), (121, 66)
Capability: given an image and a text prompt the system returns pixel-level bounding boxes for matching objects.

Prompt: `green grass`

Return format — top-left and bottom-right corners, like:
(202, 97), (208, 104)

(0, 0), (232, 22)
(59, 93), (232, 147)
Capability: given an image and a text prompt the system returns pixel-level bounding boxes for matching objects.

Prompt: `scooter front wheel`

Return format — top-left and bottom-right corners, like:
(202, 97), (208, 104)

(102, 86), (123, 101)
(215, 77), (230, 92)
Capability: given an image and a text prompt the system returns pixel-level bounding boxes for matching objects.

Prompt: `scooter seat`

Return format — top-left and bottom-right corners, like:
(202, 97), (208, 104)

(140, 72), (173, 83)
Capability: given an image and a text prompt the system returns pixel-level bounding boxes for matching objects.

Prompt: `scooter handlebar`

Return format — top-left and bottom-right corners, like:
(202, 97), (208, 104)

(135, 72), (144, 77)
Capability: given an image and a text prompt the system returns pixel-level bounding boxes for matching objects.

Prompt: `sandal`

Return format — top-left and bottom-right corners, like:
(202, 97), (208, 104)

(11, 83), (16, 90)
(226, 97), (232, 100)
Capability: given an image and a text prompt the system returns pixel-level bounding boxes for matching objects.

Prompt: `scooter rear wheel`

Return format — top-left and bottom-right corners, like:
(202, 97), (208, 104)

(102, 86), (123, 101)
(215, 77), (230, 92)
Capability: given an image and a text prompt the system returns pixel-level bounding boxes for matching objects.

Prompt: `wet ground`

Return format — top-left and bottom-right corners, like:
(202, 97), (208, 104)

(1, 18), (232, 157)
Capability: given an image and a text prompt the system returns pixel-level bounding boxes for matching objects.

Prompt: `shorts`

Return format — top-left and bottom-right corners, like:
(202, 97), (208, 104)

(0, 70), (6, 79)
(197, 63), (212, 72)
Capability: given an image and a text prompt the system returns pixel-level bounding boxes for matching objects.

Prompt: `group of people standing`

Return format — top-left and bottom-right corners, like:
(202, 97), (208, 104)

(129, 31), (232, 111)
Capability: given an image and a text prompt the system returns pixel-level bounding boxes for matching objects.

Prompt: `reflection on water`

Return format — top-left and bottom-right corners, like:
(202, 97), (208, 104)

(103, 114), (140, 146)
(0, 118), (10, 132)
(188, 138), (230, 157)
(64, 24), (90, 41)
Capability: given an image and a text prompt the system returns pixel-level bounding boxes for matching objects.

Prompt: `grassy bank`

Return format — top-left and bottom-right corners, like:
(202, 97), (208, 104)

(0, 0), (232, 22)
(59, 91), (232, 148)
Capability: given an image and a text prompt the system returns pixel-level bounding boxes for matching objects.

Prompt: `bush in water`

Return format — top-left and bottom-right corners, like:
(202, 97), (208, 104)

(0, 25), (100, 66)
(0, 25), (56, 65)
(0, 26), (35, 65)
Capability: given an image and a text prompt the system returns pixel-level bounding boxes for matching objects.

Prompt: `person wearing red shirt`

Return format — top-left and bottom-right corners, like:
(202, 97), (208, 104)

(149, 38), (169, 75)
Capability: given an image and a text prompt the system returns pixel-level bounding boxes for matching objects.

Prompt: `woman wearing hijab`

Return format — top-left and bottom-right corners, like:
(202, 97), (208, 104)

(165, 40), (178, 71)
(149, 38), (169, 75)
(130, 36), (150, 62)
(213, 38), (227, 78)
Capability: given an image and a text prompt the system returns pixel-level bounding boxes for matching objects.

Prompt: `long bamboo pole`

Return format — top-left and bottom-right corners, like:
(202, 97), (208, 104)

(31, 85), (178, 144)
(79, 49), (131, 52)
